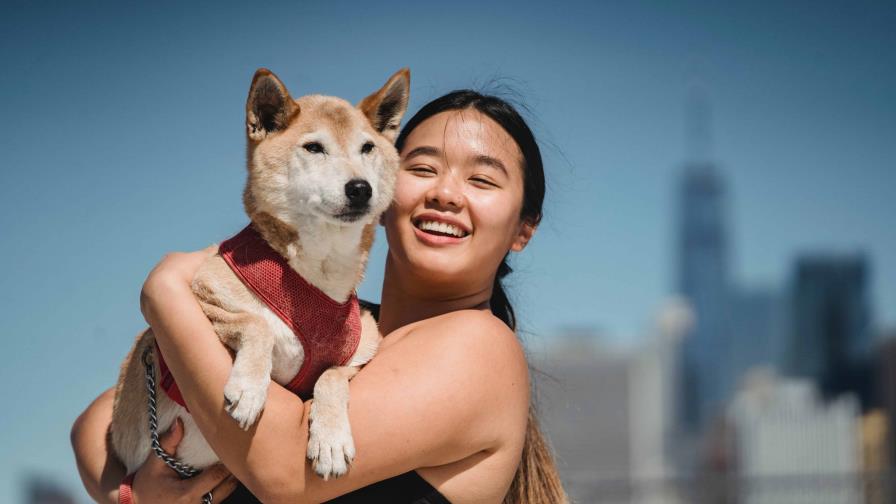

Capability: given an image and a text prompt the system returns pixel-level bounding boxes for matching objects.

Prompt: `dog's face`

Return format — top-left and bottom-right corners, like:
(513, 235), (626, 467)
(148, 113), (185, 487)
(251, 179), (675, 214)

(243, 69), (410, 231)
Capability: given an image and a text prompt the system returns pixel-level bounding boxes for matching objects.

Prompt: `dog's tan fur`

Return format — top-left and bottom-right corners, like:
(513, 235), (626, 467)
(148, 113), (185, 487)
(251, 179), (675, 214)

(110, 68), (410, 480)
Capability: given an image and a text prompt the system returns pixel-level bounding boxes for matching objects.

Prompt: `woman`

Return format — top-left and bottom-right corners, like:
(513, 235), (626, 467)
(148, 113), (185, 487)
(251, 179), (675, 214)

(72, 90), (568, 503)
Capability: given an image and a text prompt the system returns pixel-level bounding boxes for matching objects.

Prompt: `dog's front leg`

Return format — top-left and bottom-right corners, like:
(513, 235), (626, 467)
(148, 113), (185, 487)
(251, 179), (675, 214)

(201, 301), (274, 430)
(307, 365), (360, 480)
(307, 309), (381, 479)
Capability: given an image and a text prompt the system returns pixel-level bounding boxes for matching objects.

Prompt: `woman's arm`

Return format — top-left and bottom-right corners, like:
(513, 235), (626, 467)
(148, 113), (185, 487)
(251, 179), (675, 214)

(71, 387), (237, 504)
(71, 388), (123, 504)
(142, 250), (529, 504)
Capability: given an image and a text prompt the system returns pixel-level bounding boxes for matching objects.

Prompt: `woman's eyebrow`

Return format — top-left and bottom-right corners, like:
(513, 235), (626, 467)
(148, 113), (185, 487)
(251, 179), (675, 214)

(472, 154), (508, 175)
(403, 145), (441, 159)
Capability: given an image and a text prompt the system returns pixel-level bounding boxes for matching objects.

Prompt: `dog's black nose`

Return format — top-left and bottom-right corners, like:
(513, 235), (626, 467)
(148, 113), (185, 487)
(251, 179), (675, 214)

(345, 179), (372, 207)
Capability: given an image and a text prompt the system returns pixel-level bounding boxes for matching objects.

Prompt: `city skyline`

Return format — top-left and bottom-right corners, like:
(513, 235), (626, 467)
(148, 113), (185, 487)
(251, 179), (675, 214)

(2, 1), (894, 502)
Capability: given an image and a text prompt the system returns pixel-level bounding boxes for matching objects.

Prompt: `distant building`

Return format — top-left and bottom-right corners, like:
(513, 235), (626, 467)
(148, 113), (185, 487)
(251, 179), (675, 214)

(629, 298), (693, 504)
(785, 254), (873, 405)
(672, 92), (793, 453)
(875, 331), (896, 467)
(727, 370), (863, 504)
(673, 88), (751, 437)
(534, 328), (632, 503)
(534, 300), (698, 504)
(860, 409), (889, 504)
(23, 476), (77, 504)
(728, 287), (786, 383)
(676, 153), (731, 432)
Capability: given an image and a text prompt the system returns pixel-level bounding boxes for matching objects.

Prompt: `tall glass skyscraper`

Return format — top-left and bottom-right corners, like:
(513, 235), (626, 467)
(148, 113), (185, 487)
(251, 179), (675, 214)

(676, 160), (730, 431)
(675, 87), (732, 432)
(673, 89), (784, 438)
(786, 254), (873, 404)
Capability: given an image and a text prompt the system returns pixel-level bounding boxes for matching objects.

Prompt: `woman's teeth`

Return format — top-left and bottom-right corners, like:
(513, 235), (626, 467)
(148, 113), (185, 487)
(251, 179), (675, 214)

(416, 220), (469, 238)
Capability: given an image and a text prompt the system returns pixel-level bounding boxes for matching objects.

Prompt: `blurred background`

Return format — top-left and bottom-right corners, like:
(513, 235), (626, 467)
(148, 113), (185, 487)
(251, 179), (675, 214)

(2, 1), (894, 503)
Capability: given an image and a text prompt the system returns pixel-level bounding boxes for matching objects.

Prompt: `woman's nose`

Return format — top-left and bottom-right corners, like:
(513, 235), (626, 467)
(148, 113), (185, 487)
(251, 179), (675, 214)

(427, 173), (464, 209)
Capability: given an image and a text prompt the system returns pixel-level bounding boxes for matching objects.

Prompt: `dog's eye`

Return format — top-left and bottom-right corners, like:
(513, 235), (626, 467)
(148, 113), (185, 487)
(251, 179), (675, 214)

(360, 142), (375, 155)
(303, 142), (325, 154)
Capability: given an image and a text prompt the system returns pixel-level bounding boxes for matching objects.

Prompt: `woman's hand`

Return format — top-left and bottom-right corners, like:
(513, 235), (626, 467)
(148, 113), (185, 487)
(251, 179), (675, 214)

(130, 418), (237, 504)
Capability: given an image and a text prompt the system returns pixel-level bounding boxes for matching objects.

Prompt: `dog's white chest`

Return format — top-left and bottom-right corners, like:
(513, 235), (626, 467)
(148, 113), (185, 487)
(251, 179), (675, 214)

(259, 305), (305, 384)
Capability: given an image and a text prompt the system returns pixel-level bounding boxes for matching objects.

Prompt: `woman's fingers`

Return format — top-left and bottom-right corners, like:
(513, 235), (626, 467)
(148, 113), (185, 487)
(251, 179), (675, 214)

(209, 474), (239, 503)
(185, 465), (232, 501)
(159, 417), (185, 455)
(142, 417), (184, 475)
(130, 418), (234, 504)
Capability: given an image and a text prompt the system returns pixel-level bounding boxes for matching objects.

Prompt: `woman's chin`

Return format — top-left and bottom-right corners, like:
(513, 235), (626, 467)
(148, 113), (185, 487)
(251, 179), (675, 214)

(407, 254), (470, 283)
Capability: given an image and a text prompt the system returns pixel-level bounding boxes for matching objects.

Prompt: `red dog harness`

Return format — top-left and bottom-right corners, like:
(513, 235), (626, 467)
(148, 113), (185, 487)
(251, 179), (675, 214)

(155, 224), (362, 409)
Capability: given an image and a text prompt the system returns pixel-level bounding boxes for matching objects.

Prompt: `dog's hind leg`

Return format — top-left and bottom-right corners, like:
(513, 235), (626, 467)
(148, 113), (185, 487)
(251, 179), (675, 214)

(199, 300), (275, 430)
(110, 329), (157, 474)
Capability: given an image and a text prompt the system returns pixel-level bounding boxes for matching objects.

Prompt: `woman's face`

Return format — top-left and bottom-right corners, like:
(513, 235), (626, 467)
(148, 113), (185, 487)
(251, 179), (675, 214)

(383, 108), (535, 294)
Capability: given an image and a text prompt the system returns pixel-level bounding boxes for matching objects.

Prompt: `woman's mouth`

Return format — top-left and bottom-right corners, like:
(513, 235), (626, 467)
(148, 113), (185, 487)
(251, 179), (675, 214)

(414, 219), (469, 238)
(412, 218), (471, 245)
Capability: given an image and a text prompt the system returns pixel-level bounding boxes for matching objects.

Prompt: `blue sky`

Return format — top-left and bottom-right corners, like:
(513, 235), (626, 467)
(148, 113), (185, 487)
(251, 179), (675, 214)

(1, 1), (894, 501)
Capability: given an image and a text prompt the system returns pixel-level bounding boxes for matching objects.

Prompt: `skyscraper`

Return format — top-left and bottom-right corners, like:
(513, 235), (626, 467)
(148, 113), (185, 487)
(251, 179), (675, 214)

(786, 254), (873, 404)
(676, 89), (731, 431)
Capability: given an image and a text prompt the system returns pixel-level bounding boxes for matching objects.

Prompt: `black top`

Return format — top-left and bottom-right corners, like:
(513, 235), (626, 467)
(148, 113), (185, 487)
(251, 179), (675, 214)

(221, 301), (451, 503)
(221, 470), (449, 504)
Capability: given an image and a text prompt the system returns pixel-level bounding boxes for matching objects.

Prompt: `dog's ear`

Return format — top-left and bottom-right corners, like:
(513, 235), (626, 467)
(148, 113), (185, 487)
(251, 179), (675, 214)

(246, 69), (299, 142)
(358, 68), (410, 143)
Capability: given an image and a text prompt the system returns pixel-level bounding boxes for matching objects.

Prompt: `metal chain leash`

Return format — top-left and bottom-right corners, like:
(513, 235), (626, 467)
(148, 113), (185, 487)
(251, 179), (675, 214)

(142, 346), (214, 504)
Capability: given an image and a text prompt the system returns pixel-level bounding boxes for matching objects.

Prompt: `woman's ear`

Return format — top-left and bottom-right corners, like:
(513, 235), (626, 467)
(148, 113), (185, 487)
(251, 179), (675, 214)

(510, 219), (537, 252)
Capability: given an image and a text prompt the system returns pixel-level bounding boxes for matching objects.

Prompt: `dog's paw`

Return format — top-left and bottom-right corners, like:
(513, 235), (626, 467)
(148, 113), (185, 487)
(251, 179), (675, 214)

(223, 373), (268, 430)
(306, 402), (355, 480)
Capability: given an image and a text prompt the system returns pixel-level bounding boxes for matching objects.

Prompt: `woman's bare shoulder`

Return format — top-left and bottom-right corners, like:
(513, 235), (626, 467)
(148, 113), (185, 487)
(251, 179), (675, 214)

(403, 309), (526, 371)
(380, 309), (530, 423)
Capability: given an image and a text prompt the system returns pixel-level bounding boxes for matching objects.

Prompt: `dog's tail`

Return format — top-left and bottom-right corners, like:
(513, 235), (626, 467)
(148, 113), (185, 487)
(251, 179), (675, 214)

(503, 404), (569, 504)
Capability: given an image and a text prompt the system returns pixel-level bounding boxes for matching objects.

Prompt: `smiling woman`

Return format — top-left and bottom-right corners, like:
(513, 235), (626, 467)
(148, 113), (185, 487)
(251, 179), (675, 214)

(386, 107), (534, 297)
(388, 91), (545, 331)
(71, 88), (567, 504)
(382, 92), (563, 502)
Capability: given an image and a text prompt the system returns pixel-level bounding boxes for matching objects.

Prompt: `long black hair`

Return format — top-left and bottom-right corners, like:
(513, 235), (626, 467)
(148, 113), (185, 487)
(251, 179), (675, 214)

(395, 90), (545, 330)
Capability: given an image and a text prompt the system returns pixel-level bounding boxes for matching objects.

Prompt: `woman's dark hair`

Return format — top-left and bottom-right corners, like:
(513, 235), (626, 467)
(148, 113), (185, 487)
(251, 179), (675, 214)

(395, 90), (545, 331)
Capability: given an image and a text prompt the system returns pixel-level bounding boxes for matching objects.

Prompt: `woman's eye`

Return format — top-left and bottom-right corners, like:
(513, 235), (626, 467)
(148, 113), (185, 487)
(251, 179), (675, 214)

(303, 142), (325, 154)
(408, 166), (436, 175)
(360, 142), (375, 154)
(471, 177), (497, 187)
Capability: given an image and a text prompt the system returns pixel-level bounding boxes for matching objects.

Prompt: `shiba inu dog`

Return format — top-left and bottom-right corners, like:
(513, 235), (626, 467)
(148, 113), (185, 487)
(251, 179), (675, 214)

(109, 67), (410, 481)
